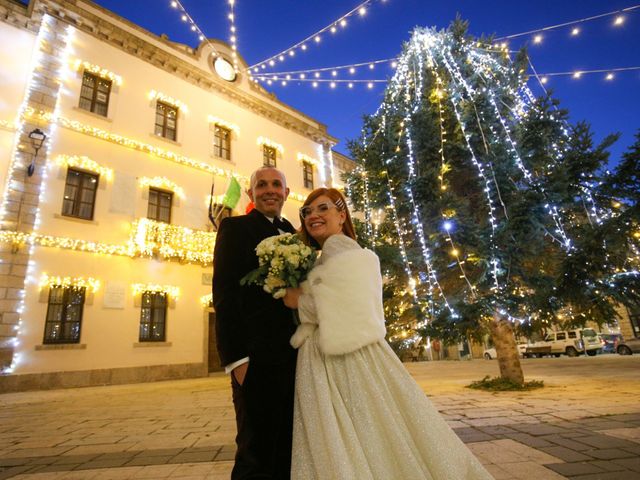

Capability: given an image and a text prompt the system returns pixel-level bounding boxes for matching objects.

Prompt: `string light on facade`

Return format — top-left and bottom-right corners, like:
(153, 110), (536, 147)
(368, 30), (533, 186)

(200, 293), (213, 307)
(55, 155), (114, 180)
(297, 153), (320, 166)
(148, 90), (188, 112)
(130, 218), (215, 263)
(0, 17), (75, 374)
(139, 176), (186, 198)
(39, 274), (101, 293)
(207, 116), (240, 136)
(22, 108), (250, 185)
(256, 136), (284, 154)
(207, 115), (240, 136)
(72, 59), (122, 85)
(0, 218), (218, 265)
(132, 283), (180, 299)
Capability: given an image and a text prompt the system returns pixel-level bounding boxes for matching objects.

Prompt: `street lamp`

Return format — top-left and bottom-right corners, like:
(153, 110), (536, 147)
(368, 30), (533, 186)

(27, 128), (47, 177)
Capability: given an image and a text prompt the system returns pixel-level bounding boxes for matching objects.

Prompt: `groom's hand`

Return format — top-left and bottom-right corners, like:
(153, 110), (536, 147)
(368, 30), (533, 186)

(232, 363), (249, 386)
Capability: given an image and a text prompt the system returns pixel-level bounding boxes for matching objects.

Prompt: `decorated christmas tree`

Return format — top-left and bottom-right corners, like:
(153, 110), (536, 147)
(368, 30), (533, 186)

(345, 19), (640, 383)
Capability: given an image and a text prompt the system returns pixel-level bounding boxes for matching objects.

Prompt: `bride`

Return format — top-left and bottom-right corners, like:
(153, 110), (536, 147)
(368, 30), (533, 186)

(283, 187), (493, 480)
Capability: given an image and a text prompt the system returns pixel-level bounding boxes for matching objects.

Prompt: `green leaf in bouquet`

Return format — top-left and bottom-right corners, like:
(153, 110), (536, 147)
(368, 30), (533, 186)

(240, 265), (267, 286)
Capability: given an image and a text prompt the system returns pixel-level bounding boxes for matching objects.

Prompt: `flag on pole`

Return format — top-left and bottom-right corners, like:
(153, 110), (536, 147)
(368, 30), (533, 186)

(222, 176), (242, 209)
(208, 182), (216, 227)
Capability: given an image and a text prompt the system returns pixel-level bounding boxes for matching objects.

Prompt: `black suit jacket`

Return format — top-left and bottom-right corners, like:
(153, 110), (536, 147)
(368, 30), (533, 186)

(212, 209), (297, 367)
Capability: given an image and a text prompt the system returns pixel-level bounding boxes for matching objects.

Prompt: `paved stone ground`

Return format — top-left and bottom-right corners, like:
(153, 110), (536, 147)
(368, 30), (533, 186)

(1, 355), (639, 479)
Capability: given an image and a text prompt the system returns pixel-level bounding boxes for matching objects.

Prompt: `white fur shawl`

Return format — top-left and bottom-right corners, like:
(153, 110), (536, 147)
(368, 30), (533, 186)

(291, 245), (387, 355)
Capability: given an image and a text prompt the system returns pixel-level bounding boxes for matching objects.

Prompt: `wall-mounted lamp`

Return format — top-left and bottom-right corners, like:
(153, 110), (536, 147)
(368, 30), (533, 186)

(27, 128), (47, 177)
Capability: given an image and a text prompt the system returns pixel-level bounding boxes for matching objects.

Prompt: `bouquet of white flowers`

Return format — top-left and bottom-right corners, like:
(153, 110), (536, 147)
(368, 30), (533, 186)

(240, 233), (317, 299)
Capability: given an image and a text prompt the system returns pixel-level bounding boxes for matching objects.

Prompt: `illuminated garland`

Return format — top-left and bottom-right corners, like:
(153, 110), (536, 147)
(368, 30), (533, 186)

(0, 218), (217, 265)
(200, 293), (212, 307)
(39, 273), (100, 292)
(130, 218), (215, 264)
(0, 119), (17, 131)
(132, 283), (180, 298)
(148, 90), (188, 112)
(23, 108), (245, 180)
(1, 17), (75, 374)
(0, 230), (134, 256)
(207, 116), (240, 136)
(55, 155), (114, 180)
(206, 194), (226, 207)
(256, 136), (284, 154)
(139, 176), (185, 198)
(21, 109), (309, 203)
(72, 59), (122, 85)
(296, 153), (320, 166)
(288, 192), (307, 203)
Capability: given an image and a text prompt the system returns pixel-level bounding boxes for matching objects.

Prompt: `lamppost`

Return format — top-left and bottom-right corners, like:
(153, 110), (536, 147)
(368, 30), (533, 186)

(26, 128), (47, 177)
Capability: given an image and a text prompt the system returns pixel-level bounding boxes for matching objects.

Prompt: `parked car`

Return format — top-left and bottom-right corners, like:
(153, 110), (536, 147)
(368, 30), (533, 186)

(483, 344), (527, 360)
(617, 337), (640, 355)
(599, 333), (623, 354)
(524, 328), (601, 357)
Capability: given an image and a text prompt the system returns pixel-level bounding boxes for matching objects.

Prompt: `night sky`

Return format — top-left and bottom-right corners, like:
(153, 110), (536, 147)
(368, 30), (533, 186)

(92, 0), (639, 166)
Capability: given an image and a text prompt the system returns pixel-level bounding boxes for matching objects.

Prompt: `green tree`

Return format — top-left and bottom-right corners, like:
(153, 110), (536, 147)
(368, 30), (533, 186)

(345, 20), (640, 383)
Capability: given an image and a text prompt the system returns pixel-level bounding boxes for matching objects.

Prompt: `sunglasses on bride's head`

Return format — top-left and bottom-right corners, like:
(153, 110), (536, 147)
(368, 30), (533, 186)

(300, 201), (342, 219)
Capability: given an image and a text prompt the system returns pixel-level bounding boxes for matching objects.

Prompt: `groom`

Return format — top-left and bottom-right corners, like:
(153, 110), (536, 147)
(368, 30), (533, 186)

(212, 166), (298, 479)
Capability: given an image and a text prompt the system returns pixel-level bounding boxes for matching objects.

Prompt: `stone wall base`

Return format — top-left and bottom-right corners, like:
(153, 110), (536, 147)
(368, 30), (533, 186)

(0, 362), (207, 393)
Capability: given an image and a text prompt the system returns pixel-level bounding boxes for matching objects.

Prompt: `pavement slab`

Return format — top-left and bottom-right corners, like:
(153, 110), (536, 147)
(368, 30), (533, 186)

(1, 355), (639, 479)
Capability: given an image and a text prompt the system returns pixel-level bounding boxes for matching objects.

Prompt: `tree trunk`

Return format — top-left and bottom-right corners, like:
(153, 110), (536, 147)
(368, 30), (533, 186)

(488, 313), (524, 384)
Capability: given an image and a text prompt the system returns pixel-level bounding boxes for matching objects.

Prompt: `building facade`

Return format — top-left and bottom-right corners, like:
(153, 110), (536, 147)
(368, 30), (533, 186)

(0, 0), (352, 392)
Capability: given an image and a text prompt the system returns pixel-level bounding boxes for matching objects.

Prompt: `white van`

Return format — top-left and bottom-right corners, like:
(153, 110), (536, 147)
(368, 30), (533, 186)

(524, 328), (602, 357)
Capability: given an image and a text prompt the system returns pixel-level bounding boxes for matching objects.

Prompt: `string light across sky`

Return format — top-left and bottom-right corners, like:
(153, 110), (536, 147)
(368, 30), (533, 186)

(93, 0), (639, 164)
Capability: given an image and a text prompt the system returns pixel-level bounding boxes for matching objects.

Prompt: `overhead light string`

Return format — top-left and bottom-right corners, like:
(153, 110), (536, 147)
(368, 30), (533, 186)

(227, 0), (240, 73)
(255, 57), (397, 78)
(256, 3), (638, 86)
(494, 3), (639, 43)
(248, 0), (388, 73)
(169, 0), (219, 56)
(255, 62), (640, 91)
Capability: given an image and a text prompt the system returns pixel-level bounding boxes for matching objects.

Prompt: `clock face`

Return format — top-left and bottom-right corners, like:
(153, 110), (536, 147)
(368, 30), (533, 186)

(214, 57), (237, 82)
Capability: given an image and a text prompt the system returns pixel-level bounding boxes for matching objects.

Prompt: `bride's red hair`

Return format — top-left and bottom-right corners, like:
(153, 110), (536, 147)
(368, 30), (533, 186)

(298, 188), (357, 248)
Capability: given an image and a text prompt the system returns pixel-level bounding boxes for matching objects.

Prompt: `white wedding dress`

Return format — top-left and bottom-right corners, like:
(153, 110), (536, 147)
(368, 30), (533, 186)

(291, 234), (493, 480)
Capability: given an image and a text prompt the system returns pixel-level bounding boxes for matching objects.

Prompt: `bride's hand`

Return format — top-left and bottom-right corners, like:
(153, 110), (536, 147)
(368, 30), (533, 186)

(283, 287), (302, 309)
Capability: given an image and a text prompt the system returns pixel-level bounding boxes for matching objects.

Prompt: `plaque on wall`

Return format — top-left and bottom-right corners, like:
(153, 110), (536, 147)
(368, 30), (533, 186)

(103, 282), (126, 309)
(202, 273), (213, 285)
(109, 173), (136, 216)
